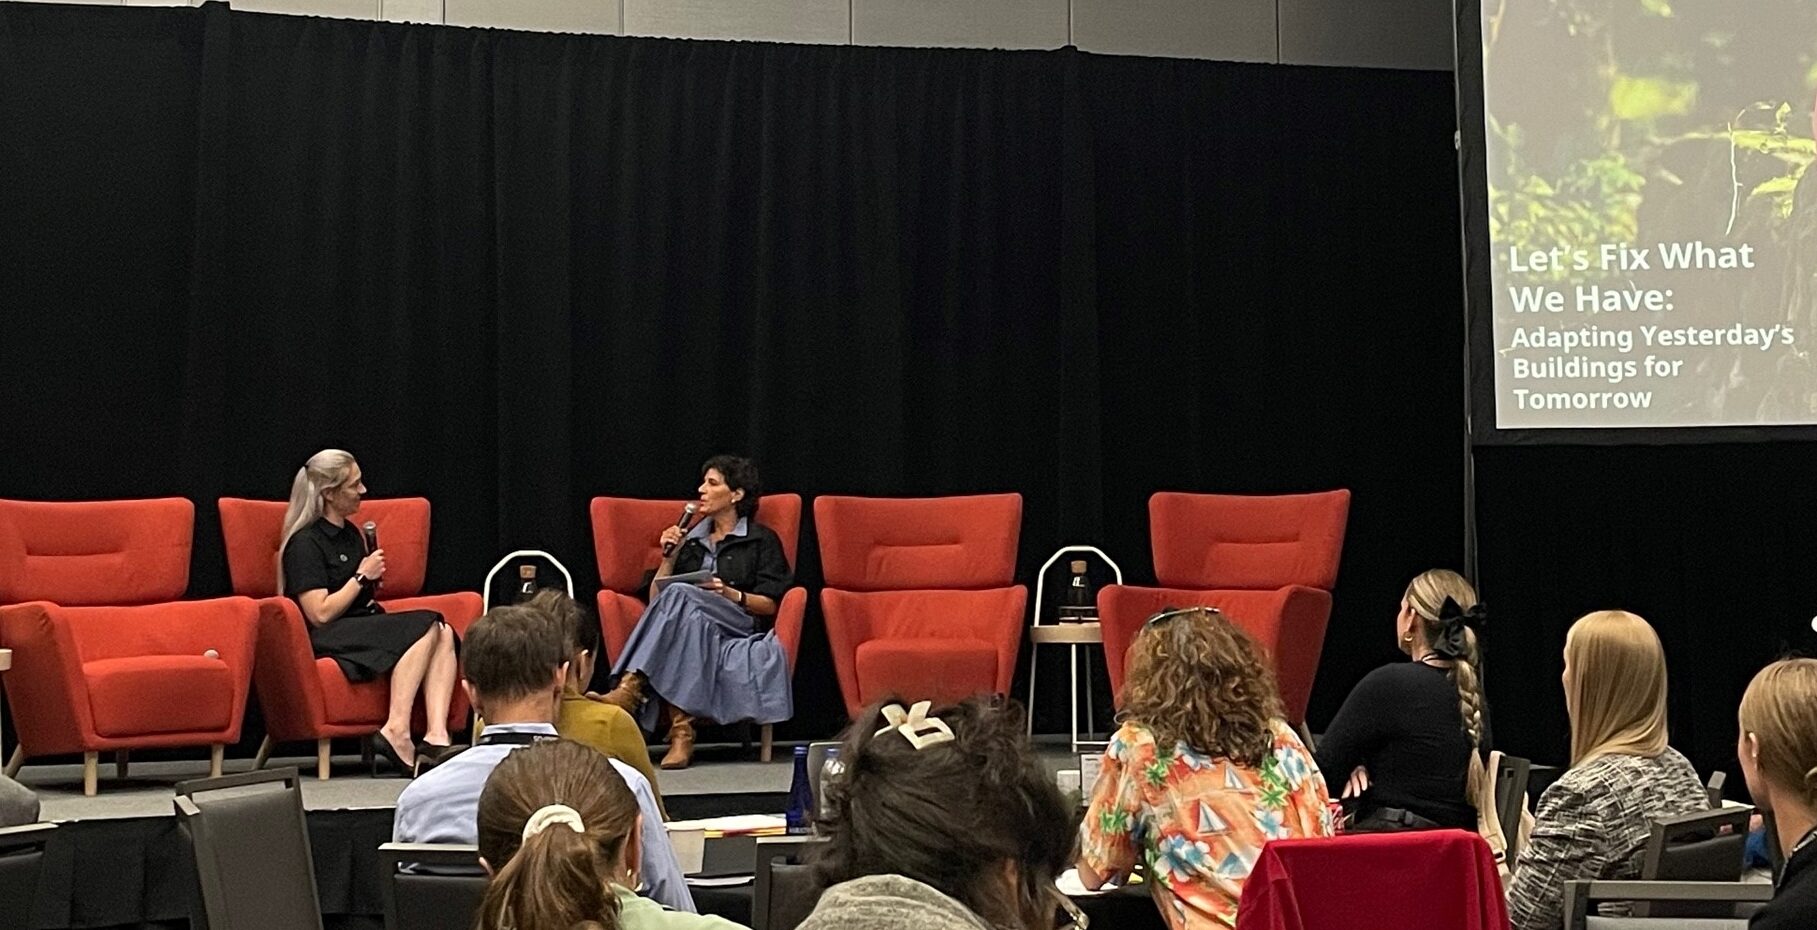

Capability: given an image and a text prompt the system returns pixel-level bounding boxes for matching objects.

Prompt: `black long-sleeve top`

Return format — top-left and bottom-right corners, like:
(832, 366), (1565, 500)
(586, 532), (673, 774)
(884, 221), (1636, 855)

(1314, 661), (1491, 830)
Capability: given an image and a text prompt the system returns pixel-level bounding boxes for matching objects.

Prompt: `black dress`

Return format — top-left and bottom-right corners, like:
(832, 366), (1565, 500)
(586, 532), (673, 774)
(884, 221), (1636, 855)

(282, 517), (445, 682)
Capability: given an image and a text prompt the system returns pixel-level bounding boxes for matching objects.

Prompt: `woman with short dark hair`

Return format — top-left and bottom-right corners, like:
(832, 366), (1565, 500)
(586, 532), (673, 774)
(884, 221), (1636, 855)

(600, 455), (792, 769)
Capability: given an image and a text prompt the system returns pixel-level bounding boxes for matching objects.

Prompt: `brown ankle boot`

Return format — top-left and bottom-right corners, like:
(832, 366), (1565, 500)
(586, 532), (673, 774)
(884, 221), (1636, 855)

(661, 705), (696, 770)
(598, 671), (646, 715)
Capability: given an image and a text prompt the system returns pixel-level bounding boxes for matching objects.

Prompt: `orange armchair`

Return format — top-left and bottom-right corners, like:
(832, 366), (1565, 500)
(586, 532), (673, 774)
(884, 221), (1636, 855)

(0, 498), (259, 795)
(587, 494), (807, 759)
(218, 497), (481, 778)
(1098, 491), (1350, 724)
(815, 494), (1026, 720)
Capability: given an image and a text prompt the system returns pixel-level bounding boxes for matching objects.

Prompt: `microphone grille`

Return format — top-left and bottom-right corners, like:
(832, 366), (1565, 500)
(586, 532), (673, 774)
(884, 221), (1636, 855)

(683, 502), (699, 515)
(363, 521), (377, 532)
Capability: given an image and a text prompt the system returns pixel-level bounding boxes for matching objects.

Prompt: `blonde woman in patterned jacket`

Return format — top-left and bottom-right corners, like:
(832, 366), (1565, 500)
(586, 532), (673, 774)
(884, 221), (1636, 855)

(1507, 611), (1708, 930)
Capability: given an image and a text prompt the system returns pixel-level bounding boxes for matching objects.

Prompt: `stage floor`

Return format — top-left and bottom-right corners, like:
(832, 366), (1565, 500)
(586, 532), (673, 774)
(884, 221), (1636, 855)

(18, 745), (791, 822)
(18, 738), (1096, 822)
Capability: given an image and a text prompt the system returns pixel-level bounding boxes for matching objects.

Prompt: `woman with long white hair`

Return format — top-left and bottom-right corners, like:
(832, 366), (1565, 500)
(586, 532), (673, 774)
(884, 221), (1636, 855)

(277, 449), (457, 774)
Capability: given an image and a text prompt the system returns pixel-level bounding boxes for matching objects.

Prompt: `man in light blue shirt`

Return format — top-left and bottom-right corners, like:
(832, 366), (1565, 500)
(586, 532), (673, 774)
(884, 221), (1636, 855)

(392, 604), (695, 913)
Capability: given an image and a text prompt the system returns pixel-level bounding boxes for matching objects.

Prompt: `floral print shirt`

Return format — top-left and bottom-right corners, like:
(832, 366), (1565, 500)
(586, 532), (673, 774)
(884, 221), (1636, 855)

(1079, 719), (1334, 929)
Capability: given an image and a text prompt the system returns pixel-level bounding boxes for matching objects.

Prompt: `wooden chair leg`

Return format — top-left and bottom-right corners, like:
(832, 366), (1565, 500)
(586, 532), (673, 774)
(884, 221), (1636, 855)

(760, 724), (774, 763)
(115, 750), (130, 780)
(209, 744), (224, 779)
(3, 747), (22, 780)
(253, 736), (274, 770)
(317, 739), (332, 781)
(82, 752), (98, 797)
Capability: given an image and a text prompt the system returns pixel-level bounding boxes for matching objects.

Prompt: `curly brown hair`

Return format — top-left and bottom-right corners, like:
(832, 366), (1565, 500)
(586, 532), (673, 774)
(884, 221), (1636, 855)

(1117, 607), (1284, 768)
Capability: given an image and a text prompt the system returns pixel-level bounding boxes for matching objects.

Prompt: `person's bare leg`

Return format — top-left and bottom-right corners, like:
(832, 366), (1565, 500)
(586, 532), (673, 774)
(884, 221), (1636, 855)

(421, 623), (457, 746)
(381, 629), (437, 764)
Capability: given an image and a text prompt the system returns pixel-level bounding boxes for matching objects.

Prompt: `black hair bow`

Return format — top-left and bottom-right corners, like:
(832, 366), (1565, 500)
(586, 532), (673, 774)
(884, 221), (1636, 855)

(1431, 597), (1487, 660)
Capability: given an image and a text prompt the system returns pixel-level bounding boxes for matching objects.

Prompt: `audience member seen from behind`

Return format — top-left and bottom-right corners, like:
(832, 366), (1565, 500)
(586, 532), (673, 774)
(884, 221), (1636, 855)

(391, 604), (694, 913)
(1315, 569), (1491, 831)
(1506, 610), (1708, 930)
(1077, 607), (1333, 929)
(474, 739), (742, 930)
(1738, 658), (1817, 929)
(800, 696), (1079, 930)
(522, 588), (664, 808)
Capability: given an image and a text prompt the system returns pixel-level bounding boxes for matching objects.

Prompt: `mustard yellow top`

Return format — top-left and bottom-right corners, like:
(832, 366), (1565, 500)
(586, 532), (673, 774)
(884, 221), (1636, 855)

(559, 691), (664, 816)
(473, 691), (664, 818)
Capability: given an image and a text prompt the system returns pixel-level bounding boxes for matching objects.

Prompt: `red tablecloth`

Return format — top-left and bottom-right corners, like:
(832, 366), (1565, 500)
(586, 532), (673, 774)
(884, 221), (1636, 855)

(1234, 829), (1511, 930)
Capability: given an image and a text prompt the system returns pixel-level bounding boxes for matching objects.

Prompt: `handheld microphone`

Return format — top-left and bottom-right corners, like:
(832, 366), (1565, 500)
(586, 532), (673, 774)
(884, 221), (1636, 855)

(661, 502), (699, 557)
(362, 521), (382, 590)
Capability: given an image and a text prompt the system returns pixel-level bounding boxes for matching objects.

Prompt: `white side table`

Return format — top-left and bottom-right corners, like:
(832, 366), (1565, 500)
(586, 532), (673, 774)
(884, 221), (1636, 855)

(1025, 547), (1122, 753)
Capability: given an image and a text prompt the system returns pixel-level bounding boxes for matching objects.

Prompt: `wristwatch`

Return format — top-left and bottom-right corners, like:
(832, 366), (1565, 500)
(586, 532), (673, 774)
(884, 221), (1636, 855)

(354, 572), (370, 586)
(738, 589), (747, 607)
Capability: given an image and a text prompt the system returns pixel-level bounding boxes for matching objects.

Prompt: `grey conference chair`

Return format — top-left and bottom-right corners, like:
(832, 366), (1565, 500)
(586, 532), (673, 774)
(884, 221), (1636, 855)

(806, 740), (840, 808)
(175, 767), (321, 930)
(753, 835), (827, 930)
(1705, 771), (1727, 809)
(377, 842), (487, 930)
(1494, 754), (1532, 863)
(0, 822), (55, 924)
(1563, 880), (1771, 930)
(1634, 805), (1753, 918)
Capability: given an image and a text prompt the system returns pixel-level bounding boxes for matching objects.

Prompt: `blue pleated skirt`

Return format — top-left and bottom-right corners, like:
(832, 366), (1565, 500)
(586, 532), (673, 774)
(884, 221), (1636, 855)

(611, 583), (793, 731)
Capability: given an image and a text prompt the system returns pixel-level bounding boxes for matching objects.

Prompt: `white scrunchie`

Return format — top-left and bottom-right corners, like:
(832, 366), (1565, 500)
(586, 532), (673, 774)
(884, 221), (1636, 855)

(521, 803), (586, 841)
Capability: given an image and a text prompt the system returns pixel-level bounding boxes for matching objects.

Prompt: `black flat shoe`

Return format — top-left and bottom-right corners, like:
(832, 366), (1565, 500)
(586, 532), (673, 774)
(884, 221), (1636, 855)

(368, 732), (414, 778)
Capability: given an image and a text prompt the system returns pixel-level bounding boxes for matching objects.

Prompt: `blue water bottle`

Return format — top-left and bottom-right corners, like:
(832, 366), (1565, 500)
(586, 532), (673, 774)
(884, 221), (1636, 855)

(784, 745), (814, 835)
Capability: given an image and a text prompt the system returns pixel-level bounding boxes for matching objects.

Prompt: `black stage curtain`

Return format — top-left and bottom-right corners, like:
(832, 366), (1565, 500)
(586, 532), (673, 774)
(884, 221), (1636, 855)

(0, 5), (1466, 748)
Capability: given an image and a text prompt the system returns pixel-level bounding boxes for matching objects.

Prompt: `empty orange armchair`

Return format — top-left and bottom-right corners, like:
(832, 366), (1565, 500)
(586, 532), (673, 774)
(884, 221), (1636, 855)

(0, 498), (259, 795)
(587, 494), (807, 757)
(218, 497), (481, 777)
(815, 494), (1026, 720)
(1098, 491), (1350, 724)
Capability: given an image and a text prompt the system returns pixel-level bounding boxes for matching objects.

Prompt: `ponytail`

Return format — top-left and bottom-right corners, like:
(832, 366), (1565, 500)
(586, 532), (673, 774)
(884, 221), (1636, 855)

(473, 742), (642, 930)
(474, 824), (617, 930)
(275, 449), (354, 593)
(1449, 628), (1487, 749)
(1404, 569), (1488, 749)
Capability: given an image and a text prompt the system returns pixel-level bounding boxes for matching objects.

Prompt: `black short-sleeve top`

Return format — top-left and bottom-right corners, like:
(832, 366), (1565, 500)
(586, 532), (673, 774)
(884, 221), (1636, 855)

(283, 517), (380, 616)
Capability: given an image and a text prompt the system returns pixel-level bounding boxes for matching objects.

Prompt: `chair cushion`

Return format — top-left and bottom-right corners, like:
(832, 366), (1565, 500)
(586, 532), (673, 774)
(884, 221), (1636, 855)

(854, 639), (1000, 708)
(315, 660), (390, 726)
(86, 655), (234, 737)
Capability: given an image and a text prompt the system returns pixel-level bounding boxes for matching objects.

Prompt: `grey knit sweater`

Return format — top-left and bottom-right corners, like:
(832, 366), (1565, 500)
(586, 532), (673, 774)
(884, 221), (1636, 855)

(796, 874), (997, 930)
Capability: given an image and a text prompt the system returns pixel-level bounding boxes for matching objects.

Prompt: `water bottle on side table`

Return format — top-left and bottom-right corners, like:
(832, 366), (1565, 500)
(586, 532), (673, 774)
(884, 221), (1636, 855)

(785, 746), (814, 835)
(819, 747), (844, 822)
(1059, 560), (1094, 622)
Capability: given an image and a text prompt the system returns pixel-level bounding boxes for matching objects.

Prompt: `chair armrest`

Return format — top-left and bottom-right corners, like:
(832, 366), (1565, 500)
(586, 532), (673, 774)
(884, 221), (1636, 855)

(0, 822), (55, 852)
(774, 588), (808, 671)
(381, 591), (484, 636)
(1563, 881), (1773, 930)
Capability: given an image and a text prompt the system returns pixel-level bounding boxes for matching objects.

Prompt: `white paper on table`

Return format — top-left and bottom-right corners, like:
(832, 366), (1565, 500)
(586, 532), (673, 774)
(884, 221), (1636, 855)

(1056, 868), (1118, 897)
(1080, 752), (1103, 790)
(665, 814), (788, 834)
